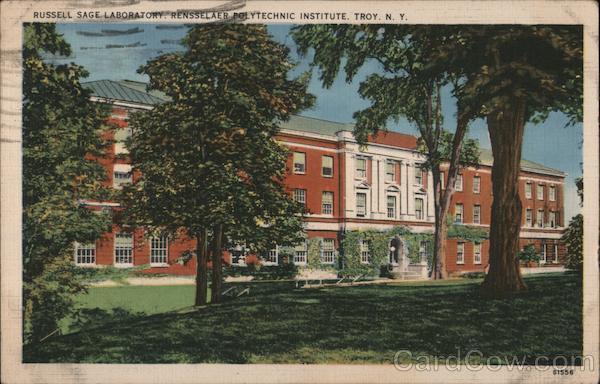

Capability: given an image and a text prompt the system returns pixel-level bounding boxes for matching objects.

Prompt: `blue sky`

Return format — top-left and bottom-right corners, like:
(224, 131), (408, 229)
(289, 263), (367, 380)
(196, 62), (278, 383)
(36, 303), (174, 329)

(53, 23), (583, 220)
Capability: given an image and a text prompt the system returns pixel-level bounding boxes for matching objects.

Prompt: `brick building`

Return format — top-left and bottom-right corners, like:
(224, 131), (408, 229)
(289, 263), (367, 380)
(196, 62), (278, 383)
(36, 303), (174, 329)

(75, 79), (567, 276)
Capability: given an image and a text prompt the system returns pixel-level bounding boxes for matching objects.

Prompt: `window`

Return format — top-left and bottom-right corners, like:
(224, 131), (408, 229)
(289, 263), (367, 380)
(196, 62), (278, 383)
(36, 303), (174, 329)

(114, 127), (132, 155)
(114, 232), (133, 265)
(264, 246), (278, 265)
(294, 242), (307, 265)
(355, 157), (367, 179)
(455, 174), (463, 191)
(541, 244), (547, 263)
(537, 209), (544, 227)
(455, 203), (463, 224)
(387, 195), (397, 219)
(553, 244), (559, 263)
(456, 242), (464, 264)
(473, 205), (481, 224)
(548, 211), (556, 228)
(321, 239), (335, 264)
(322, 191), (333, 215)
(75, 242), (96, 265)
(525, 182), (532, 199)
(113, 164), (132, 189)
(356, 193), (367, 217)
(537, 184), (544, 200)
(322, 155), (333, 177)
(414, 165), (423, 185)
(293, 152), (306, 174)
(294, 189), (306, 205)
(230, 244), (247, 266)
(150, 236), (168, 265)
(418, 241), (429, 262)
(415, 198), (424, 220)
(385, 161), (396, 182)
(473, 176), (481, 194)
(549, 185), (556, 201)
(526, 209), (533, 227)
(360, 240), (371, 264)
(474, 243), (482, 264)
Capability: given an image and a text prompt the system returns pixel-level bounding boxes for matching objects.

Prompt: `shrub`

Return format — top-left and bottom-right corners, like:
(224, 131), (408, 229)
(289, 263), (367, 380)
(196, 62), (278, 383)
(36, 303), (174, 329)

(519, 244), (541, 264)
(562, 214), (583, 271)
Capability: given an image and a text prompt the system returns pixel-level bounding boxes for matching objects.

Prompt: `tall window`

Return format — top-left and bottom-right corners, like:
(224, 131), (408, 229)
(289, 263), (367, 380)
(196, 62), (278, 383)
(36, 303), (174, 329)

(537, 184), (544, 200)
(414, 165), (423, 185)
(293, 152), (306, 174)
(294, 242), (307, 264)
(360, 240), (371, 264)
(455, 203), (463, 224)
(150, 236), (168, 265)
(387, 195), (397, 218)
(553, 244), (559, 263)
(473, 243), (482, 264)
(541, 244), (547, 263)
(548, 211), (556, 228)
(473, 176), (481, 194)
(264, 246), (278, 265)
(322, 155), (333, 177)
(526, 209), (533, 227)
(415, 198), (424, 220)
(537, 209), (544, 227)
(456, 243), (465, 264)
(356, 193), (367, 217)
(419, 241), (428, 262)
(455, 174), (463, 191)
(321, 239), (335, 264)
(473, 205), (481, 224)
(525, 182), (532, 199)
(294, 189), (306, 205)
(113, 165), (132, 189)
(75, 242), (96, 265)
(322, 191), (333, 215)
(549, 185), (556, 201)
(114, 127), (132, 155)
(115, 232), (133, 265)
(355, 157), (367, 179)
(385, 161), (396, 182)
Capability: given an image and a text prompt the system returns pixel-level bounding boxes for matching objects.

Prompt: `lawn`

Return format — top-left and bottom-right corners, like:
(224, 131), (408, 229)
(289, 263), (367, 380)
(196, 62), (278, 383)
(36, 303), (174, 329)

(24, 272), (582, 364)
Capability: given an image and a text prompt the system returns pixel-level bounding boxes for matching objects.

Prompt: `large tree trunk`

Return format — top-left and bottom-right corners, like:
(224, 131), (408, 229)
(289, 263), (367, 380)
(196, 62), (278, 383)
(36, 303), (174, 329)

(481, 101), (528, 296)
(210, 224), (223, 304)
(431, 168), (449, 279)
(195, 229), (209, 306)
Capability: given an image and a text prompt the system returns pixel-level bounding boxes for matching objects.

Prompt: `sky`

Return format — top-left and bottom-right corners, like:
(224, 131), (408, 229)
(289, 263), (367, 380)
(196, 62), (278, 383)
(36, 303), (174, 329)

(52, 23), (583, 220)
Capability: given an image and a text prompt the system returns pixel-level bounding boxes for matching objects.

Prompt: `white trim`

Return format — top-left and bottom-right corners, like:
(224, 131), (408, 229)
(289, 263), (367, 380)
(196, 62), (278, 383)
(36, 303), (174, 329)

(78, 200), (121, 207)
(279, 128), (339, 143)
(279, 140), (339, 153)
(520, 231), (563, 239)
(89, 96), (154, 110)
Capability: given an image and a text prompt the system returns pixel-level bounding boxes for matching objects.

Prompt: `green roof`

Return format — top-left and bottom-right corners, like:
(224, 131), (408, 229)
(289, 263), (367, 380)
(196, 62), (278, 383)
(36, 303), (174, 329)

(82, 79), (170, 105)
(280, 115), (351, 136)
(478, 148), (564, 177)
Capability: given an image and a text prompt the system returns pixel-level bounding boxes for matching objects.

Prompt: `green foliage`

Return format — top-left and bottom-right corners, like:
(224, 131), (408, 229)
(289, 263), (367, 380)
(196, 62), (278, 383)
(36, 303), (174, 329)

(447, 224), (489, 243)
(222, 264), (298, 280)
(562, 214), (583, 271)
(518, 244), (541, 263)
(340, 226), (433, 277)
(22, 23), (112, 343)
(72, 264), (152, 284)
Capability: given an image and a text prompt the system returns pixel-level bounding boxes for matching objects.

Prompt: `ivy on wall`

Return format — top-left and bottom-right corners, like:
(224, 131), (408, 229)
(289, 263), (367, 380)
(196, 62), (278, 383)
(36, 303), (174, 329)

(447, 224), (488, 243)
(306, 237), (337, 271)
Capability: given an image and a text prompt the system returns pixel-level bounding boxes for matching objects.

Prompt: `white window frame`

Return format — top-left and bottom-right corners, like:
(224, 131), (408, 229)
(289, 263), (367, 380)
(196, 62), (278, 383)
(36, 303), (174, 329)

(455, 174), (463, 191)
(294, 189), (306, 205)
(230, 244), (247, 266)
(541, 244), (547, 264)
(526, 209), (533, 227)
(320, 239), (335, 264)
(74, 242), (96, 265)
(293, 152), (306, 174)
(150, 236), (169, 266)
(415, 197), (424, 220)
(360, 240), (371, 264)
(263, 245), (278, 266)
(553, 244), (559, 263)
(455, 203), (463, 224)
(113, 164), (132, 190)
(322, 191), (333, 216)
(456, 242), (465, 265)
(114, 127), (132, 155)
(414, 165), (423, 185)
(114, 232), (134, 267)
(387, 195), (397, 219)
(418, 240), (428, 262)
(549, 185), (556, 201)
(385, 161), (396, 182)
(322, 155), (333, 178)
(537, 184), (544, 200)
(525, 182), (532, 199)
(473, 204), (481, 224)
(355, 157), (367, 179)
(473, 243), (482, 264)
(548, 211), (556, 228)
(356, 192), (367, 217)
(537, 209), (544, 228)
(473, 176), (481, 194)
(294, 242), (307, 265)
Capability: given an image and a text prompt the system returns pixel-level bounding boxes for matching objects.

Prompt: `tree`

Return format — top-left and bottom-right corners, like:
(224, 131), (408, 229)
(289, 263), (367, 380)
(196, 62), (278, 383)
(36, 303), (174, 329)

(122, 24), (313, 306)
(291, 25), (478, 278)
(22, 24), (112, 342)
(562, 177), (583, 271)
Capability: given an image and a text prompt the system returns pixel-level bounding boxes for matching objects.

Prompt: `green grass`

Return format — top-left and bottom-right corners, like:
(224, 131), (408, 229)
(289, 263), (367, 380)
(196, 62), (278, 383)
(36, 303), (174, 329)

(24, 273), (582, 364)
